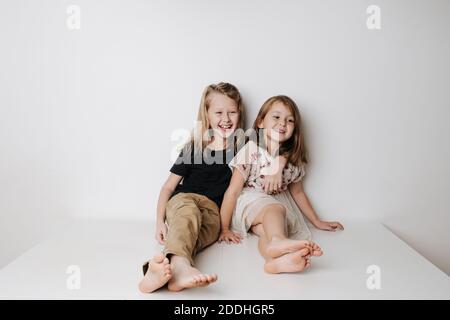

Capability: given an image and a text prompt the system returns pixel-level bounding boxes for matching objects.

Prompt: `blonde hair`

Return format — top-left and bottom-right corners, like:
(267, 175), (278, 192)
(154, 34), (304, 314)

(252, 95), (308, 166)
(185, 82), (245, 153)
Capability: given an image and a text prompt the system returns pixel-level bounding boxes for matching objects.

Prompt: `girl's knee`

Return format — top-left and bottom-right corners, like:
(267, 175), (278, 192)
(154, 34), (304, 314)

(254, 204), (286, 224)
(267, 204), (286, 216)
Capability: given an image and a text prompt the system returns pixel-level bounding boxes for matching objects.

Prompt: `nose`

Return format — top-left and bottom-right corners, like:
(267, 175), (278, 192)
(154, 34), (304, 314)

(222, 113), (230, 122)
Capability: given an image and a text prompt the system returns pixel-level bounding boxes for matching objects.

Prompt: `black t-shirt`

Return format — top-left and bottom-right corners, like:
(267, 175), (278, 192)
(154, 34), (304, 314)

(170, 146), (235, 208)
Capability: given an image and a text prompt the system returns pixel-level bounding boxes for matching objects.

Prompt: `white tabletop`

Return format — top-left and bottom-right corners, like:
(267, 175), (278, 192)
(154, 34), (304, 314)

(0, 219), (448, 299)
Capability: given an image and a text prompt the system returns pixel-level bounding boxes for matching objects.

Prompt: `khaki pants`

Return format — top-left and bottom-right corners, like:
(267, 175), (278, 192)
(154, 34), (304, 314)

(163, 192), (220, 266)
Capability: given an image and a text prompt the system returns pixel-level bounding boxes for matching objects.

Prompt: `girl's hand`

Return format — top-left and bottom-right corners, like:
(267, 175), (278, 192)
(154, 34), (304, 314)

(155, 220), (168, 244)
(218, 229), (242, 244)
(314, 220), (344, 232)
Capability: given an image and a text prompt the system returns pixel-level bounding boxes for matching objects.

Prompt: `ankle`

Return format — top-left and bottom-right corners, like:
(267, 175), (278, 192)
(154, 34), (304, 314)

(170, 255), (191, 268)
(269, 236), (286, 242)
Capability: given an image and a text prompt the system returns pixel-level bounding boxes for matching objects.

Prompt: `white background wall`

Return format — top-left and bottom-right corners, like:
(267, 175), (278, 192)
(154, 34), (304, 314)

(1, 0), (449, 274)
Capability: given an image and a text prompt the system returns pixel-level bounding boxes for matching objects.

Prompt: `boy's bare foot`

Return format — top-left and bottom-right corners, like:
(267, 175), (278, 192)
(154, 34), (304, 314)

(266, 238), (316, 258)
(168, 256), (218, 292)
(264, 247), (311, 274)
(138, 253), (172, 293)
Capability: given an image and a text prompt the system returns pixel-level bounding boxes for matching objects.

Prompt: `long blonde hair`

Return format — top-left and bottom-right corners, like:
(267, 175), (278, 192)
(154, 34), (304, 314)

(252, 95), (308, 166)
(185, 82), (245, 153)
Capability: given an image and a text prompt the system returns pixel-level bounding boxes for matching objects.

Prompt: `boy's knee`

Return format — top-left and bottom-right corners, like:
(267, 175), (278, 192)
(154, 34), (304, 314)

(168, 204), (201, 222)
(174, 211), (201, 228)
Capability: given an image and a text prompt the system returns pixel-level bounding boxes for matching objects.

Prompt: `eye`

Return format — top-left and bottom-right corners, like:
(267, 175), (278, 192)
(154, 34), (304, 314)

(288, 119), (294, 123)
(216, 112), (222, 115)
(273, 116), (280, 119)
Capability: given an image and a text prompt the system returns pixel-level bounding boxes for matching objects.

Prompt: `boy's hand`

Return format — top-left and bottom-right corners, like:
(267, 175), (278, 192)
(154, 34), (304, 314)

(262, 156), (286, 195)
(314, 220), (344, 232)
(218, 229), (242, 244)
(262, 171), (283, 195)
(155, 220), (168, 244)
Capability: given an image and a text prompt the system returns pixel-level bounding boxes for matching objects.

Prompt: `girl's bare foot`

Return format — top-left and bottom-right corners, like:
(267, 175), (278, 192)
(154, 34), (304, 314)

(167, 256), (218, 292)
(264, 247), (311, 274)
(138, 253), (172, 293)
(304, 256), (311, 270)
(266, 238), (315, 258)
(309, 242), (323, 256)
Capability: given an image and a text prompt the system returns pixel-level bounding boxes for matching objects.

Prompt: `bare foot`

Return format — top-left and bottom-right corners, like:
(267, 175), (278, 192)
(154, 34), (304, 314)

(304, 256), (311, 270)
(266, 238), (315, 258)
(138, 253), (172, 293)
(310, 242), (323, 256)
(264, 248), (311, 274)
(168, 257), (217, 292)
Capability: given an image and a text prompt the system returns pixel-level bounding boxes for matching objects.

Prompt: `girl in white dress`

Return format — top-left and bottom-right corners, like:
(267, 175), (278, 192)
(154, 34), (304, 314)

(219, 95), (344, 274)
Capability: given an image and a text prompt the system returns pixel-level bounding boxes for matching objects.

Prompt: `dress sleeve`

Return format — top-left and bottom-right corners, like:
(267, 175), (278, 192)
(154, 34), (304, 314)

(229, 141), (258, 181)
(291, 163), (306, 183)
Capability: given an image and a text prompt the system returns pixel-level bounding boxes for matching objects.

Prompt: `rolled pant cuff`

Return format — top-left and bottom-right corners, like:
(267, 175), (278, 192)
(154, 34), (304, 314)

(164, 249), (195, 266)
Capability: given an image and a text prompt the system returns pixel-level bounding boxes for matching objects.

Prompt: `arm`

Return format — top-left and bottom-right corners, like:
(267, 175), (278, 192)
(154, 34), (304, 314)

(155, 173), (183, 244)
(289, 181), (344, 231)
(218, 169), (246, 244)
(262, 155), (288, 194)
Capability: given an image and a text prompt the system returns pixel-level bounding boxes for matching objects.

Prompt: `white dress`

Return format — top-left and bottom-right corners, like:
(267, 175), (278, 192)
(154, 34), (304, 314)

(229, 141), (312, 240)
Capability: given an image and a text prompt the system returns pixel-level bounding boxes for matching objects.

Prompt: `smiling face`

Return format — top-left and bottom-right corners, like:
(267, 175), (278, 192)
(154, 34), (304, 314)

(252, 95), (307, 166)
(258, 101), (295, 144)
(207, 92), (240, 139)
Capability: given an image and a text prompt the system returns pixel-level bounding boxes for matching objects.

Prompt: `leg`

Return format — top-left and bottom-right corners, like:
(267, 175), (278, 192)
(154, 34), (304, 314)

(252, 204), (320, 258)
(251, 223), (311, 274)
(138, 253), (172, 293)
(192, 195), (221, 256)
(251, 223), (271, 260)
(165, 193), (218, 292)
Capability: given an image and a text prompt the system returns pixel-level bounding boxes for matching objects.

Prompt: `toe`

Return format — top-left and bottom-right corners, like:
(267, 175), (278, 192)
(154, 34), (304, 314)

(194, 275), (202, 283)
(299, 247), (310, 257)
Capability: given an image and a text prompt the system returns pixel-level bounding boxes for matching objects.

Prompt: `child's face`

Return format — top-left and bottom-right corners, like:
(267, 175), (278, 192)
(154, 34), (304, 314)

(207, 92), (240, 139)
(258, 102), (295, 144)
